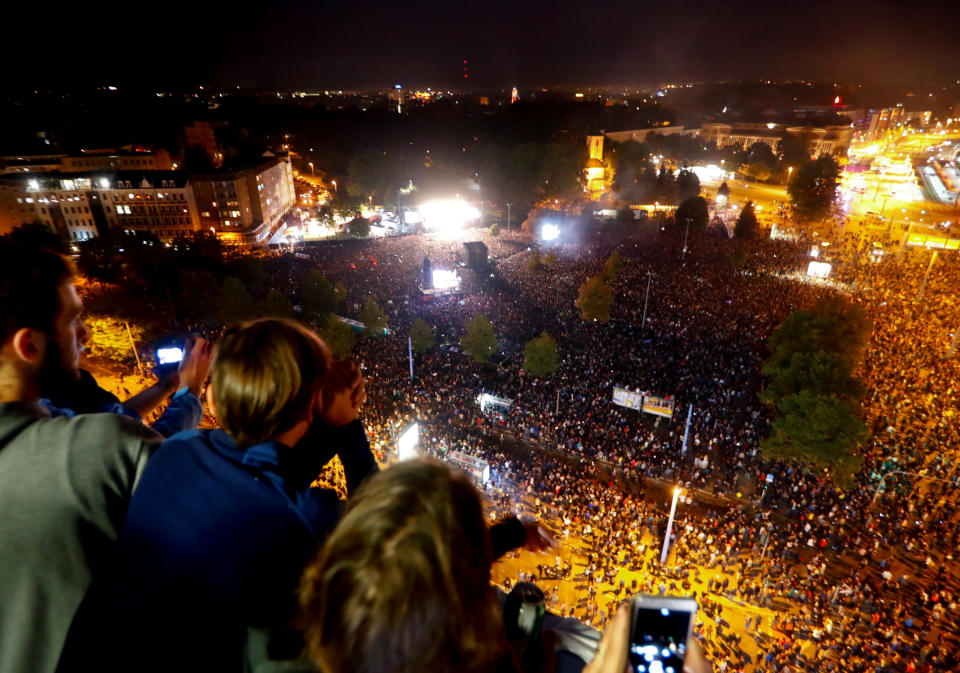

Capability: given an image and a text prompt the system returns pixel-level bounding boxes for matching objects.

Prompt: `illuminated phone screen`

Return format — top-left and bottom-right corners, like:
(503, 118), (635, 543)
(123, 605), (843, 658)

(628, 605), (693, 673)
(157, 347), (184, 365)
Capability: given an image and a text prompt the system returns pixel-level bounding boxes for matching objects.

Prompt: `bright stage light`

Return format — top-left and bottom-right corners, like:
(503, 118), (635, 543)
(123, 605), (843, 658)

(420, 200), (481, 235)
(432, 268), (461, 290)
(541, 223), (560, 241)
(397, 423), (419, 461)
(807, 261), (832, 278)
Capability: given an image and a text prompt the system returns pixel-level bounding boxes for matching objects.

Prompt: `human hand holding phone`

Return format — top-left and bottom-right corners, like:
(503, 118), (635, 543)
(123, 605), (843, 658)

(319, 360), (366, 427)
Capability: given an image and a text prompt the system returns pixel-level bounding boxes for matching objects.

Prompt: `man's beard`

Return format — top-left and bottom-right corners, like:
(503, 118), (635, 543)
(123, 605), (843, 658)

(36, 335), (80, 401)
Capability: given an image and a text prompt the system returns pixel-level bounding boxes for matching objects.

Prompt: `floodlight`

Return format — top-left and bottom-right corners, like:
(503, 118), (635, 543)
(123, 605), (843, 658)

(397, 423), (419, 461)
(807, 261), (832, 278)
(431, 269), (461, 290)
(541, 223), (560, 241)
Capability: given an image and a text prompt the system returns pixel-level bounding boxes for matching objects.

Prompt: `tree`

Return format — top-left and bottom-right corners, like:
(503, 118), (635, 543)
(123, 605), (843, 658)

(717, 181), (730, 199)
(489, 223), (501, 236)
(744, 161), (771, 182)
(347, 216), (371, 238)
(177, 269), (221, 324)
(84, 315), (143, 363)
(575, 275), (614, 322)
(734, 201), (759, 239)
(675, 196), (709, 231)
(676, 169), (701, 201)
(747, 141), (777, 167)
(602, 249), (624, 279)
(358, 297), (388, 338)
(460, 313), (497, 363)
(218, 277), (257, 325)
(318, 314), (356, 360)
(2, 221), (66, 252)
(409, 318), (435, 354)
(787, 156), (840, 221)
(301, 270), (339, 319)
(259, 290), (294, 318)
(77, 237), (122, 288)
(760, 300), (871, 488)
(523, 332), (560, 376)
(328, 192), (363, 221)
(761, 351), (866, 404)
(761, 391), (866, 487)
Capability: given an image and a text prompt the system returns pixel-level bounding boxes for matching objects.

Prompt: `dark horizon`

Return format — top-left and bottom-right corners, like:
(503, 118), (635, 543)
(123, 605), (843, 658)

(6, 0), (960, 91)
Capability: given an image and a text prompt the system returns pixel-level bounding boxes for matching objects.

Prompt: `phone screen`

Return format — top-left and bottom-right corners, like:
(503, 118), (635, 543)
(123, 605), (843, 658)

(157, 346), (184, 365)
(628, 603), (694, 673)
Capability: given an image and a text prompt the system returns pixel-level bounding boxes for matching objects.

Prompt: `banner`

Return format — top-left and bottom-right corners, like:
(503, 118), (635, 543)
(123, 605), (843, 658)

(612, 386), (643, 411)
(447, 451), (491, 484)
(642, 395), (675, 418)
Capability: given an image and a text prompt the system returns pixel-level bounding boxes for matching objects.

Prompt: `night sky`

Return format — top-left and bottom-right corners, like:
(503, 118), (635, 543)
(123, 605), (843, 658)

(9, 0), (960, 89)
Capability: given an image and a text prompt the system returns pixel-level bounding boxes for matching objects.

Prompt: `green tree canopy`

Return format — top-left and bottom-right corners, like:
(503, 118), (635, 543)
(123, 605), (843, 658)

(301, 270), (339, 319)
(744, 161), (772, 182)
(84, 315), (143, 363)
(761, 391), (866, 487)
(259, 290), (294, 319)
(460, 313), (498, 363)
(734, 201), (759, 240)
(348, 216), (371, 238)
(787, 156), (840, 221)
(409, 318), (435, 354)
(358, 297), (388, 338)
(676, 169), (701, 201)
(318, 314), (357, 360)
(602, 249), (624, 279)
(675, 196), (709, 231)
(2, 221), (66, 252)
(575, 275), (614, 322)
(523, 331), (560, 376)
(218, 277), (257, 326)
(760, 299), (872, 488)
(761, 351), (866, 405)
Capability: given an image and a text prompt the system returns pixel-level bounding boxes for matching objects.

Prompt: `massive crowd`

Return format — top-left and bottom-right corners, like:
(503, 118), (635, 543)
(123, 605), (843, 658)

(5, 216), (958, 673)
(284, 223), (960, 672)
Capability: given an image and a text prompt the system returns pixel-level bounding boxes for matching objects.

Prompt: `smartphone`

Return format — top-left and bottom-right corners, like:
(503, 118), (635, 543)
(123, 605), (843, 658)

(628, 595), (697, 673)
(156, 345), (185, 366)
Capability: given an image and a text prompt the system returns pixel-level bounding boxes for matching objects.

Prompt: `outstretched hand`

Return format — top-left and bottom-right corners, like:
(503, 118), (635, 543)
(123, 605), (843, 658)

(178, 338), (213, 396)
(320, 360), (366, 428)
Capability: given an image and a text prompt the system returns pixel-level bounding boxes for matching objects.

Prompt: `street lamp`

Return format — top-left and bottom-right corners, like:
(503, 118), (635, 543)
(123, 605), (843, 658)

(331, 180), (337, 192)
(308, 162), (314, 176)
(660, 486), (682, 566)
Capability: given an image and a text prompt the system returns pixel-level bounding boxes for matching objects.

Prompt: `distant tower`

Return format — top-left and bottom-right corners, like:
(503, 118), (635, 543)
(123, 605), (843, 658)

(463, 59), (469, 82)
(585, 135), (607, 198)
(394, 84), (404, 114)
(511, 87), (518, 104)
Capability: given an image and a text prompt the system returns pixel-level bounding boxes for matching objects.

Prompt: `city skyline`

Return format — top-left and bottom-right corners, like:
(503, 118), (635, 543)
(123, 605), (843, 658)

(5, 0), (960, 90)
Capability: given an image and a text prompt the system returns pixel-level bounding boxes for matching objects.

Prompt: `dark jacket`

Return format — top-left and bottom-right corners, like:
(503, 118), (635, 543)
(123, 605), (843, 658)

(57, 420), (377, 672)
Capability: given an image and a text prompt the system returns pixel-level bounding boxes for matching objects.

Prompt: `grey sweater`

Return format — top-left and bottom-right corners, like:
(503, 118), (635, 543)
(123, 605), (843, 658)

(0, 402), (161, 673)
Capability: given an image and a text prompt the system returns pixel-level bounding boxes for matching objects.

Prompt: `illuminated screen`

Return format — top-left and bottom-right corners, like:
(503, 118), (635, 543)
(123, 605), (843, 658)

(807, 261), (832, 278)
(157, 347), (184, 365)
(398, 423), (419, 461)
(629, 605), (693, 673)
(541, 223), (560, 241)
(432, 269), (461, 290)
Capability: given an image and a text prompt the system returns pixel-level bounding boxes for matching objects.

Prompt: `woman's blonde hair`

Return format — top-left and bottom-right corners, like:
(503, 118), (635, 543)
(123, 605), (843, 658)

(299, 459), (501, 673)
(211, 318), (330, 448)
